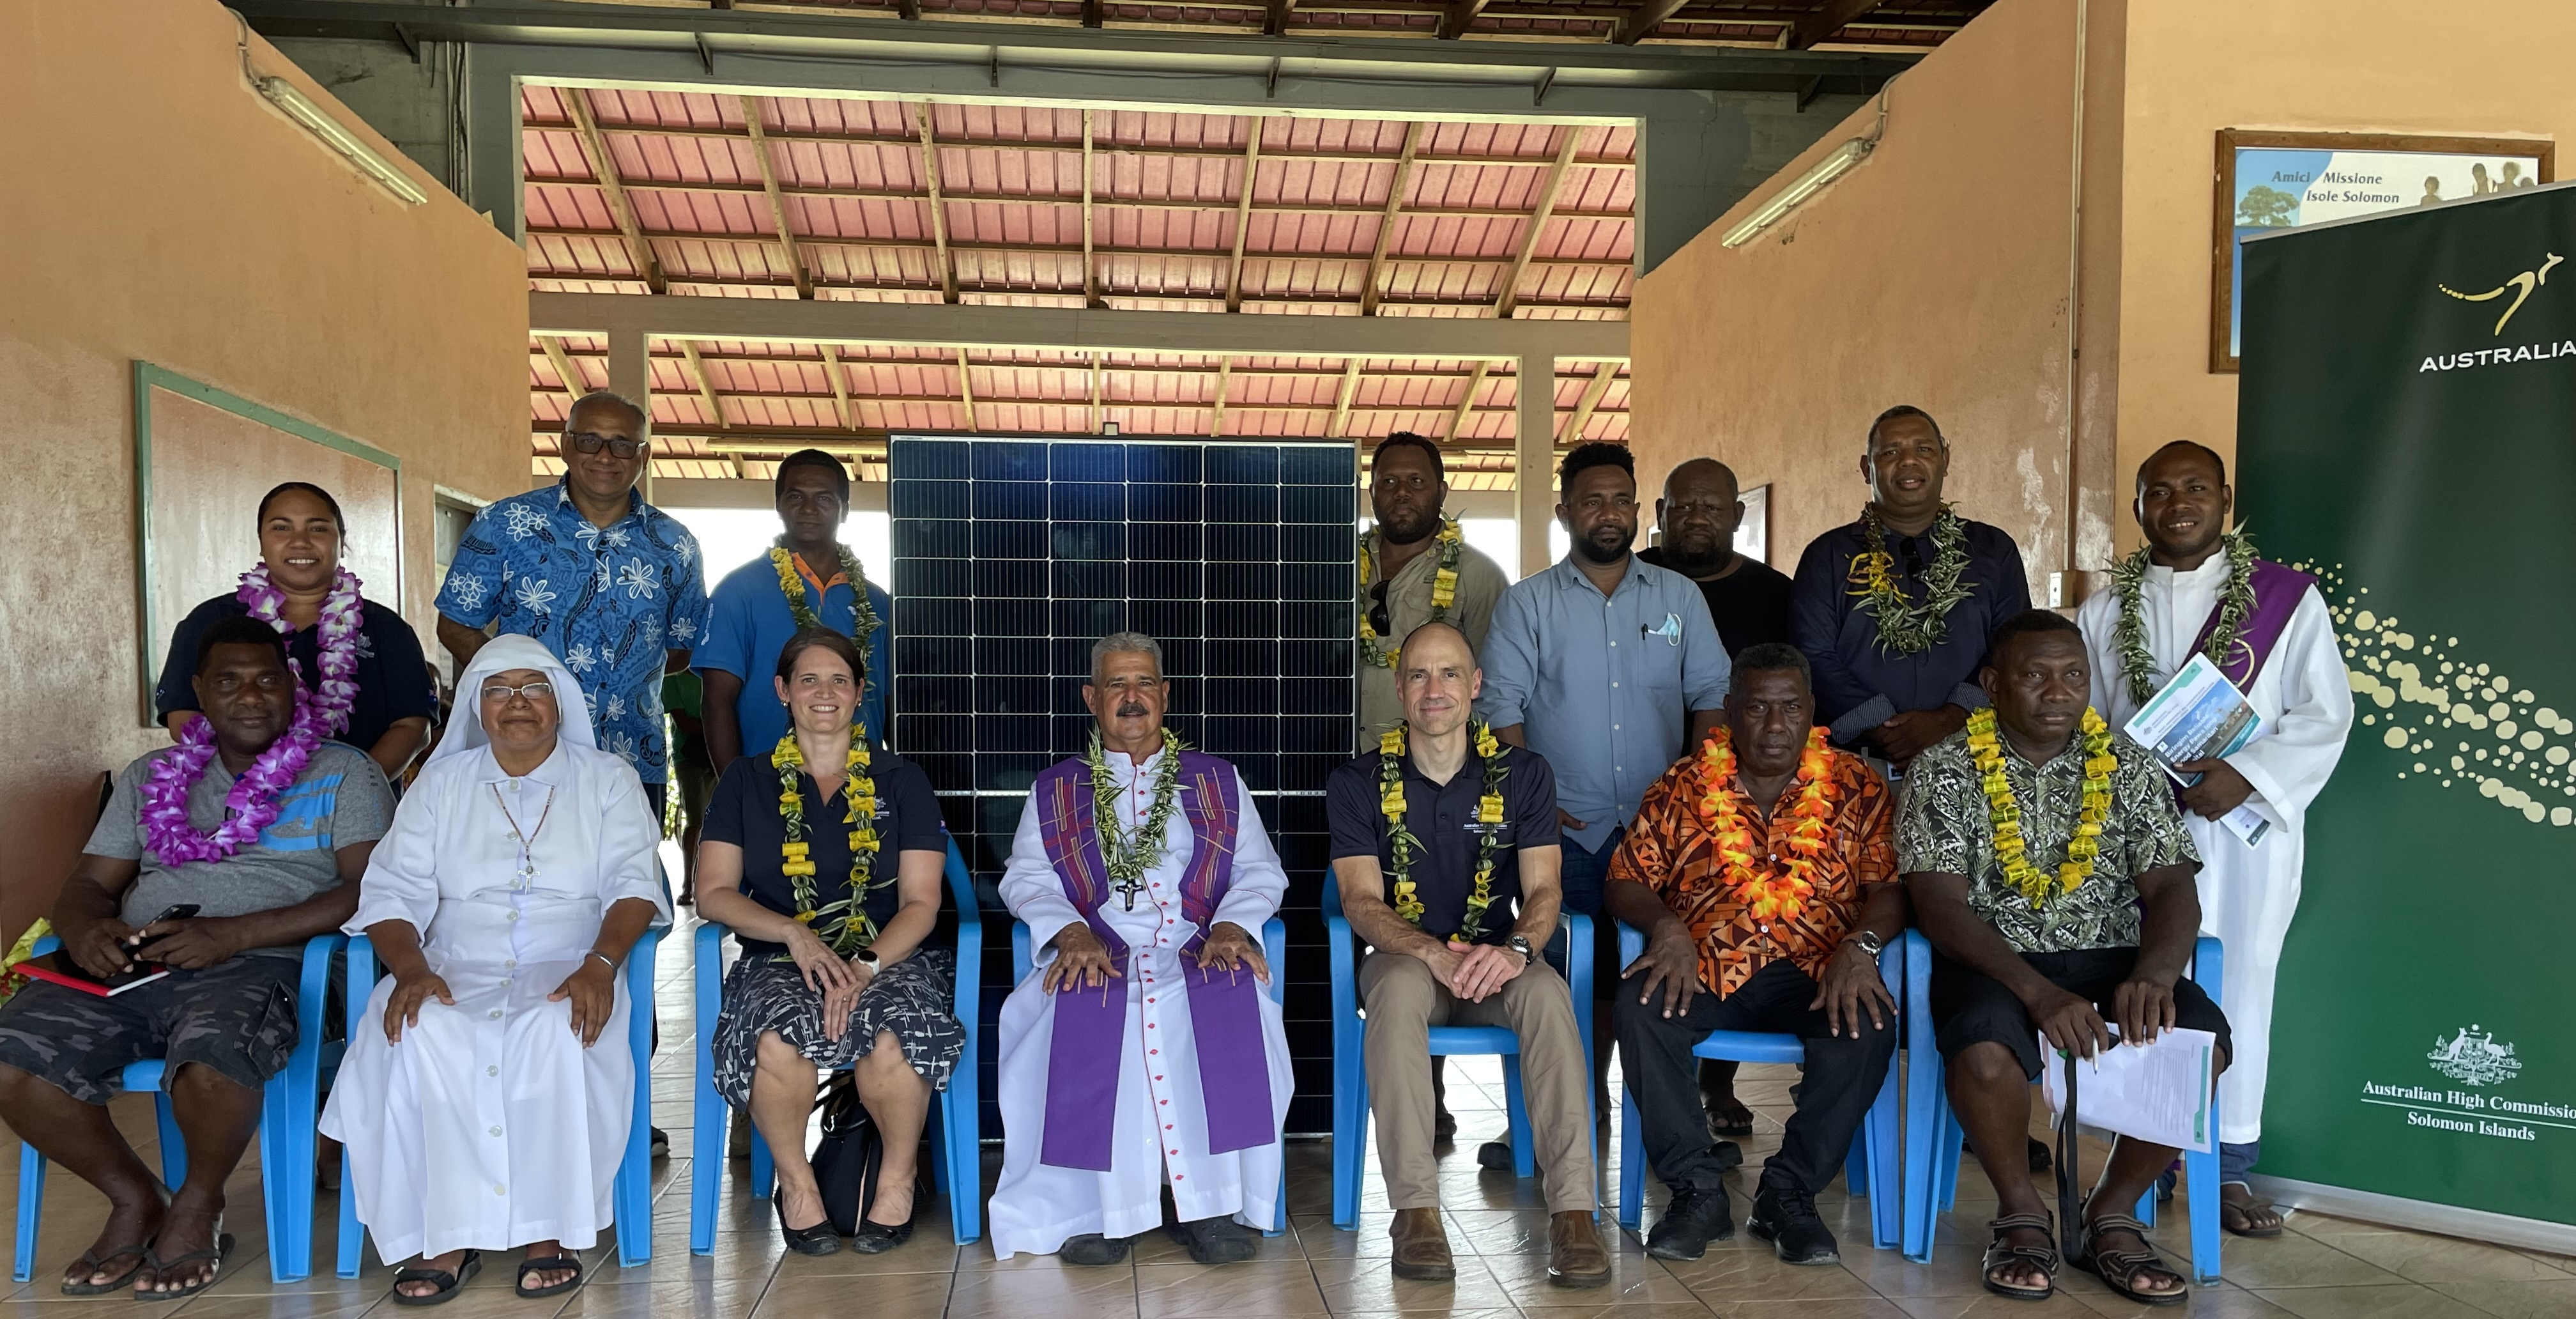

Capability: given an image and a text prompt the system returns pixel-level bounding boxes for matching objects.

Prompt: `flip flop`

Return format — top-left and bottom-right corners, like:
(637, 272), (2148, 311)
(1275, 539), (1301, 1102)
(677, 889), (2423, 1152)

(59, 1238), (153, 1296)
(390, 1250), (482, 1307)
(134, 1231), (234, 1301)
(516, 1254), (584, 1299)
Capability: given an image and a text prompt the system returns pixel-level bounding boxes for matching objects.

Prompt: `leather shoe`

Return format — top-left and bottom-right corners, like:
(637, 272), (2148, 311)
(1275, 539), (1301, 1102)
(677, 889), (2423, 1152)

(1644, 1185), (1734, 1260)
(1388, 1208), (1455, 1281)
(1059, 1233), (1133, 1266)
(1171, 1216), (1257, 1265)
(1546, 1211), (1612, 1288)
(1747, 1182), (1840, 1265)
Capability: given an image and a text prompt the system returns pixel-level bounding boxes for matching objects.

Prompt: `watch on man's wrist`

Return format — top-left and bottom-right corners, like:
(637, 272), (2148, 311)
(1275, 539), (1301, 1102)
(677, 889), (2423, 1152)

(1848, 930), (1885, 961)
(1504, 934), (1537, 965)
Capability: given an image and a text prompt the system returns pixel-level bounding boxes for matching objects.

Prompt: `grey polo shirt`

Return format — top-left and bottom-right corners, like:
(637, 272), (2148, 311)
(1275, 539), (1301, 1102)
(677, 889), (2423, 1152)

(1475, 555), (1731, 852)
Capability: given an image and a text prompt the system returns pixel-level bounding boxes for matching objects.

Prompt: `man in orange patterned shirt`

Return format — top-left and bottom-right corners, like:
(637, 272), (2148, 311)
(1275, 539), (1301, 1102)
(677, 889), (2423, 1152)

(1605, 643), (1905, 1265)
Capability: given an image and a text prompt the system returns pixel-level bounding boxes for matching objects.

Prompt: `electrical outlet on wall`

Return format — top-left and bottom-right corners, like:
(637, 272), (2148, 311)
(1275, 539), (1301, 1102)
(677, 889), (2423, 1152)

(2047, 572), (2064, 608)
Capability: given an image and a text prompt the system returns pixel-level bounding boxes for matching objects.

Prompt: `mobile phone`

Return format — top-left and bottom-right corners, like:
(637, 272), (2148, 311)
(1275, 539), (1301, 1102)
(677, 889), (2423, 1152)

(124, 904), (203, 950)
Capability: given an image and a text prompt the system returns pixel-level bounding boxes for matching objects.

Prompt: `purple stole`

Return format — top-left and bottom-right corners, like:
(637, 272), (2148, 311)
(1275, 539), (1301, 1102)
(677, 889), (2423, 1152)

(2189, 559), (2316, 692)
(1030, 750), (1276, 1171)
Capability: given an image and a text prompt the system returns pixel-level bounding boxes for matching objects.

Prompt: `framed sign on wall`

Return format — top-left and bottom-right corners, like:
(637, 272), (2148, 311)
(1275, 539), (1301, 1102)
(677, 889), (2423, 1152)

(2211, 130), (2554, 372)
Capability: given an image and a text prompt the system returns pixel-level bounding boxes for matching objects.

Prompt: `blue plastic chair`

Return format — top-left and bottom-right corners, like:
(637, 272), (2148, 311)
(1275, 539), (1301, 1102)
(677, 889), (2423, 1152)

(1008, 913), (1290, 1236)
(12, 932), (339, 1284)
(1899, 929), (2224, 1283)
(335, 924), (664, 1276)
(1322, 874), (1595, 1230)
(696, 835), (985, 1251)
(1609, 922), (1903, 1249)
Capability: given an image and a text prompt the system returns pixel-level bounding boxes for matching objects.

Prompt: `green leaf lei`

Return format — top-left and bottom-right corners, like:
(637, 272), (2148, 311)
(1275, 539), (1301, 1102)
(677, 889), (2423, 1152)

(1847, 504), (1975, 655)
(2110, 530), (2260, 706)
(1087, 728), (1187, 911)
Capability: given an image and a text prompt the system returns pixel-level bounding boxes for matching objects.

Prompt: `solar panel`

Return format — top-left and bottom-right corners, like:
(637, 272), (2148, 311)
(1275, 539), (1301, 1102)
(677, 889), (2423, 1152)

(889, 436), (1356, 1136)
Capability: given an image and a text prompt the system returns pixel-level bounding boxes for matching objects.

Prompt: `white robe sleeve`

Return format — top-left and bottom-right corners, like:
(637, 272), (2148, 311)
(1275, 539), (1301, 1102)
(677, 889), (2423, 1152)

(1210, 775), (1288, 935)
(592, 759), (675, 926)
(999, 791), (1085, 956)
(346, 763), (452, 936)
(2224, 588), (2354, 826)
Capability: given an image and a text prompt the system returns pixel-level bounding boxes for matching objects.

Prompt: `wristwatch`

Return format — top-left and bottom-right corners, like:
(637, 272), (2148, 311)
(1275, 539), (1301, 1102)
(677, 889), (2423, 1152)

(854, 948), (880, 968)
(1847, 930), (1886, 960)
(1504, 935), (1537, 966)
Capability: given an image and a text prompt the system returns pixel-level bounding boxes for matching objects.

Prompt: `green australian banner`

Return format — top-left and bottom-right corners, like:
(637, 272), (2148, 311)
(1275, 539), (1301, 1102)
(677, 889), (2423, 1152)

(2239, 181), (2576, 1232)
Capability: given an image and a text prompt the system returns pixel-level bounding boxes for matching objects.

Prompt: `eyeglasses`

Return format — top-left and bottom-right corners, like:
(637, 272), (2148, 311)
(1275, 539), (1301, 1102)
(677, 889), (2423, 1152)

(480, 681), (557, 704)
(565, 431), (648, 459)
(1368, 580), (1392, 636)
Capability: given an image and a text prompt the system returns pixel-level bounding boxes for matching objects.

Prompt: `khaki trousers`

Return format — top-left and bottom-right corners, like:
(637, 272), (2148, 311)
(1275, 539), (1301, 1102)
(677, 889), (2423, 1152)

(1358, 952), (1596, 1212)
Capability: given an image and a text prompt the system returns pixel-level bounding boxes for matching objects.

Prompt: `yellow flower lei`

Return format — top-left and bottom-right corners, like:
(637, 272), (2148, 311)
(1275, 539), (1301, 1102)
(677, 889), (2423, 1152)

(1357, 516), (1464, 669)
(1379, 721), (1509, 939)
(770, 544), (884, 661)
(773, 730), (886, 957)
(1695, 727), (1837, 923)
(1965, 707), (2116, 907)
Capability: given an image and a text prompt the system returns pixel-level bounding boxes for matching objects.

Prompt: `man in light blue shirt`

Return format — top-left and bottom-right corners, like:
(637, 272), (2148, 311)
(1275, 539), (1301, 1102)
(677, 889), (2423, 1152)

(1479, 442), (1731, 918)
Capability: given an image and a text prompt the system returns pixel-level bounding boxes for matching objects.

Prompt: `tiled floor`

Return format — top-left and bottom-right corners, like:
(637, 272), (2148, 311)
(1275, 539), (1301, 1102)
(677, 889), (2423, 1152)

(6, 894), (2571, 1318)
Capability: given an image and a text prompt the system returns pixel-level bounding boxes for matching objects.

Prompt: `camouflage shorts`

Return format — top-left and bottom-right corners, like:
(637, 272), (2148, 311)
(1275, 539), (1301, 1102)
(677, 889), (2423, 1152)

(0, 957), (300, 1105)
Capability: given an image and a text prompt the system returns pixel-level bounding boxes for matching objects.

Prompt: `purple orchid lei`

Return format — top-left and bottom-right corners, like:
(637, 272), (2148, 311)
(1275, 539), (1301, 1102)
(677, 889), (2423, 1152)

(139, 564), (365, 865)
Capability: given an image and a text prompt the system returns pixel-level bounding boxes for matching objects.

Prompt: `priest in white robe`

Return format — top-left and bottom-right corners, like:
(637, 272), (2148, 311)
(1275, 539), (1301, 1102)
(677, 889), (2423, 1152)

(321, 635), (672, 1301)
(988, 631), (1294, 1265)
(2075, 440), (2352, 1237)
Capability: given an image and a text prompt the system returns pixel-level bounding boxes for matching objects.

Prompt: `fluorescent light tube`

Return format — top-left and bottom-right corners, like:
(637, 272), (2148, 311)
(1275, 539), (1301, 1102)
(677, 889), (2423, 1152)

(1721, 137), (1873, 249)
(255, 75), (430, 206)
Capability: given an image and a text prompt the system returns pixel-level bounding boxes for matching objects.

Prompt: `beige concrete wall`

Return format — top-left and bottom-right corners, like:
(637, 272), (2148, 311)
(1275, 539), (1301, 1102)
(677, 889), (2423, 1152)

(2111, 0), (2573, 551)
(0, 1), (527, 943)
(1627, 0), (2086, 596)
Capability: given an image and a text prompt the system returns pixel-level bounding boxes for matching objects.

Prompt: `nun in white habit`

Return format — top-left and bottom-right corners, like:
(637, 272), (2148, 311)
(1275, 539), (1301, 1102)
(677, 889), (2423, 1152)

(320, 634), (670, 1304)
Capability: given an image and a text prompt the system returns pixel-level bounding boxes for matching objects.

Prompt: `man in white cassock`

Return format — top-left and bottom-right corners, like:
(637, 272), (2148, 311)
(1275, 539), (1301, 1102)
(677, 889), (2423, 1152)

(322, 635), (672, 1302)
(2075, 441), (2352, 1238)
(988, 631), (1293, 1265)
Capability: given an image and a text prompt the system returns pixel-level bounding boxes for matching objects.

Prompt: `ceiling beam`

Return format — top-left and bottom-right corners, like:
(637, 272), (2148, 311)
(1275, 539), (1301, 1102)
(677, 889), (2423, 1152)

(559, 89), (665, 295)
(955, 349), (977, 428)
(1223, 120), (1267, 313)
(1790, 0), (1883, 50)
(537, 334), (585, 406)
(544, 118), (1636, 171)
(537, 347), (1620, 385)
(528, 224), (1632, 270)
(530, 289), (1632, 359)
(1437, 0), (1489, 39)
(537, 272), (1625, 311)
(739, 96), (813, 300)
(679, 339), (726, 426)
(1495, 130), (1581, 320)
(536, 390), (1616, 417)
(528, 174), (1634, 221)
(1264, 0), (1298, 36)
(1360, 121), (1422, 318)
(1080, 111), (1100, 309)
(1445, 360), (1490, 440)
(818, 343), (856, 428)
(1209, 355), (1234, 435)
(1613, 0), (1693, 45)
(1327, 357), (1363, 438)
(1557, 359), (1616, 441)
(913, 103), (958, 304)
(1087, 352), (1103, 433)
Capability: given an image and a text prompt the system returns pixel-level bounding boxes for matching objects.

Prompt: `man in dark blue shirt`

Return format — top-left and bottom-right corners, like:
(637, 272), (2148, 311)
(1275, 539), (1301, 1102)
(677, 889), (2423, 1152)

(1790, 406), (2031, 769)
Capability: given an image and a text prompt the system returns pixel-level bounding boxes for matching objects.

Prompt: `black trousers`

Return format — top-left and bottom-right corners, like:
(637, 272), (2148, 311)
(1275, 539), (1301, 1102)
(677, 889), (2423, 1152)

(1616, 958), (1895, 1194)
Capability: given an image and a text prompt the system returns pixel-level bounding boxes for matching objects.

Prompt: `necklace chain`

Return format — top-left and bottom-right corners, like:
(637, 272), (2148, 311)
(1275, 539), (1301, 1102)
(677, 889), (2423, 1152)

(487, 782), (557, 881)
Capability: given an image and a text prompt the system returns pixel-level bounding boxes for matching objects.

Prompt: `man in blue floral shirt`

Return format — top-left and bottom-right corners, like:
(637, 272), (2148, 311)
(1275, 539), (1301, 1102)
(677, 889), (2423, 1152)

(434, 391), (712, 814)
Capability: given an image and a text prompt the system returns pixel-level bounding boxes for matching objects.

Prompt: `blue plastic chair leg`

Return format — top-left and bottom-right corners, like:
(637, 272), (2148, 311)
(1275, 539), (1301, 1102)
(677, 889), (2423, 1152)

(153, 1093), (187, 1189)
(338, 936), (377, 1278)
(611, 930), (659, 1268)
(1500, 1054), (1536, 1179)
(689, 923), (726, 1256)
(1616, 1088), (1644, 1230)
(12, 1143), (45, 1283)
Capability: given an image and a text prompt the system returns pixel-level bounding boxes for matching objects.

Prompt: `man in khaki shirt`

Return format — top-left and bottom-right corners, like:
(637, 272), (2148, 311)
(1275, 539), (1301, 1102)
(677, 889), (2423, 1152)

(1358, 433), (1509, 748)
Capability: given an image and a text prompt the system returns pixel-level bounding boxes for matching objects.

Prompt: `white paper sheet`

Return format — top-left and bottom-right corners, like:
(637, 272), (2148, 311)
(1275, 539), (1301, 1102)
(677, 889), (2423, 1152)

(2122, 653), (2271, 845)
(2040, 1026), (2218, 1155)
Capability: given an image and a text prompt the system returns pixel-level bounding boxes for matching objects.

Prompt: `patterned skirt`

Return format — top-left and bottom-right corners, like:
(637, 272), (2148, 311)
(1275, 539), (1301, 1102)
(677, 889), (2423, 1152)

(710, 946), (964, 1109)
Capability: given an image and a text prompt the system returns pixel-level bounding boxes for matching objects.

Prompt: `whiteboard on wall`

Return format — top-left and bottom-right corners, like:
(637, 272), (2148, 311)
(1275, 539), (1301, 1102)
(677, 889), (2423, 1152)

(135, 363), (402, 727)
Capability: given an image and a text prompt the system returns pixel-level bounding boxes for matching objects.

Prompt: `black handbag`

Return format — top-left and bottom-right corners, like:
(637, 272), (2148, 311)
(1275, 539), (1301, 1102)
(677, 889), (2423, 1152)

(808, 1073), (884, 1237)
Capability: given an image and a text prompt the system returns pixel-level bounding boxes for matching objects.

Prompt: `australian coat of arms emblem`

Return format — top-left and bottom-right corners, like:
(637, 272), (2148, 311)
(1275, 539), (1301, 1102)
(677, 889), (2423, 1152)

(2427, 1025), (2522, 1087)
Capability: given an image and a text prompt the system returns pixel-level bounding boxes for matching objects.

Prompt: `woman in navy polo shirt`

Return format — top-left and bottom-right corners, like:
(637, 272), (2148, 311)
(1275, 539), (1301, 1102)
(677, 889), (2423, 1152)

(157, 482), (438, 782)
(696, 626), (961, 1256)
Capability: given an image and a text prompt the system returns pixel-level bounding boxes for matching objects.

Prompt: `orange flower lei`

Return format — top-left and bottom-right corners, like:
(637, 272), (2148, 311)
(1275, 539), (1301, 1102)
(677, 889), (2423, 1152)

(1695, 727), (1837, 922)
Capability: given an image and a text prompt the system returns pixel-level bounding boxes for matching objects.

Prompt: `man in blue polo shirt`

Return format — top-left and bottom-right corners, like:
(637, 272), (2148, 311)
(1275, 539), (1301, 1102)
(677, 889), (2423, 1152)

(433, 390), (712, 815)
(695, 448), (894, 771)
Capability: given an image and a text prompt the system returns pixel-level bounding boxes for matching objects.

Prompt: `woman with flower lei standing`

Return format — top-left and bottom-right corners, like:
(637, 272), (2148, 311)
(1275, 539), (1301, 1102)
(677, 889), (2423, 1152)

(157, 482), (438, 782)
(1601, 644), (1906, 1267)
(695, 627), (961, 1255)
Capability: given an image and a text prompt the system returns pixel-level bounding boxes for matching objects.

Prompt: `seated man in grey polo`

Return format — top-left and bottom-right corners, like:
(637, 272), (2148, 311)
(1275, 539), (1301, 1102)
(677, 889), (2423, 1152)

(0, 617), (391, 1300)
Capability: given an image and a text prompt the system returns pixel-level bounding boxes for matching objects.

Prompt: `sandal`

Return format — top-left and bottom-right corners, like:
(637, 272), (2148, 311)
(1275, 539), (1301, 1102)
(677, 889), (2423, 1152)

(2076, 1210), (2188, 1306)
(1980, 1212), (2059, 1302)
(390, 1250), (482, 1307)
(59, 1238), (154, 1296)
(134, 1231), (234, 1301)
(2221, 1192), (2286, 1238)
(516, 1254), (584, 1299)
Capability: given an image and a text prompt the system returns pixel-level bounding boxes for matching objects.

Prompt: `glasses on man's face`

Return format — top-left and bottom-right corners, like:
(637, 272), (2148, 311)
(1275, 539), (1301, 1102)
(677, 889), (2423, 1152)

(565, 431), (648, 459)
(480, 681), (556, 704)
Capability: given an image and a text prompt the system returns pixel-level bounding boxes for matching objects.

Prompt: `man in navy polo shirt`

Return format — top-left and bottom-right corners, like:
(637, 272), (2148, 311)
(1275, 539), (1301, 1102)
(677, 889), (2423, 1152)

(695, 449), (894, 771)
